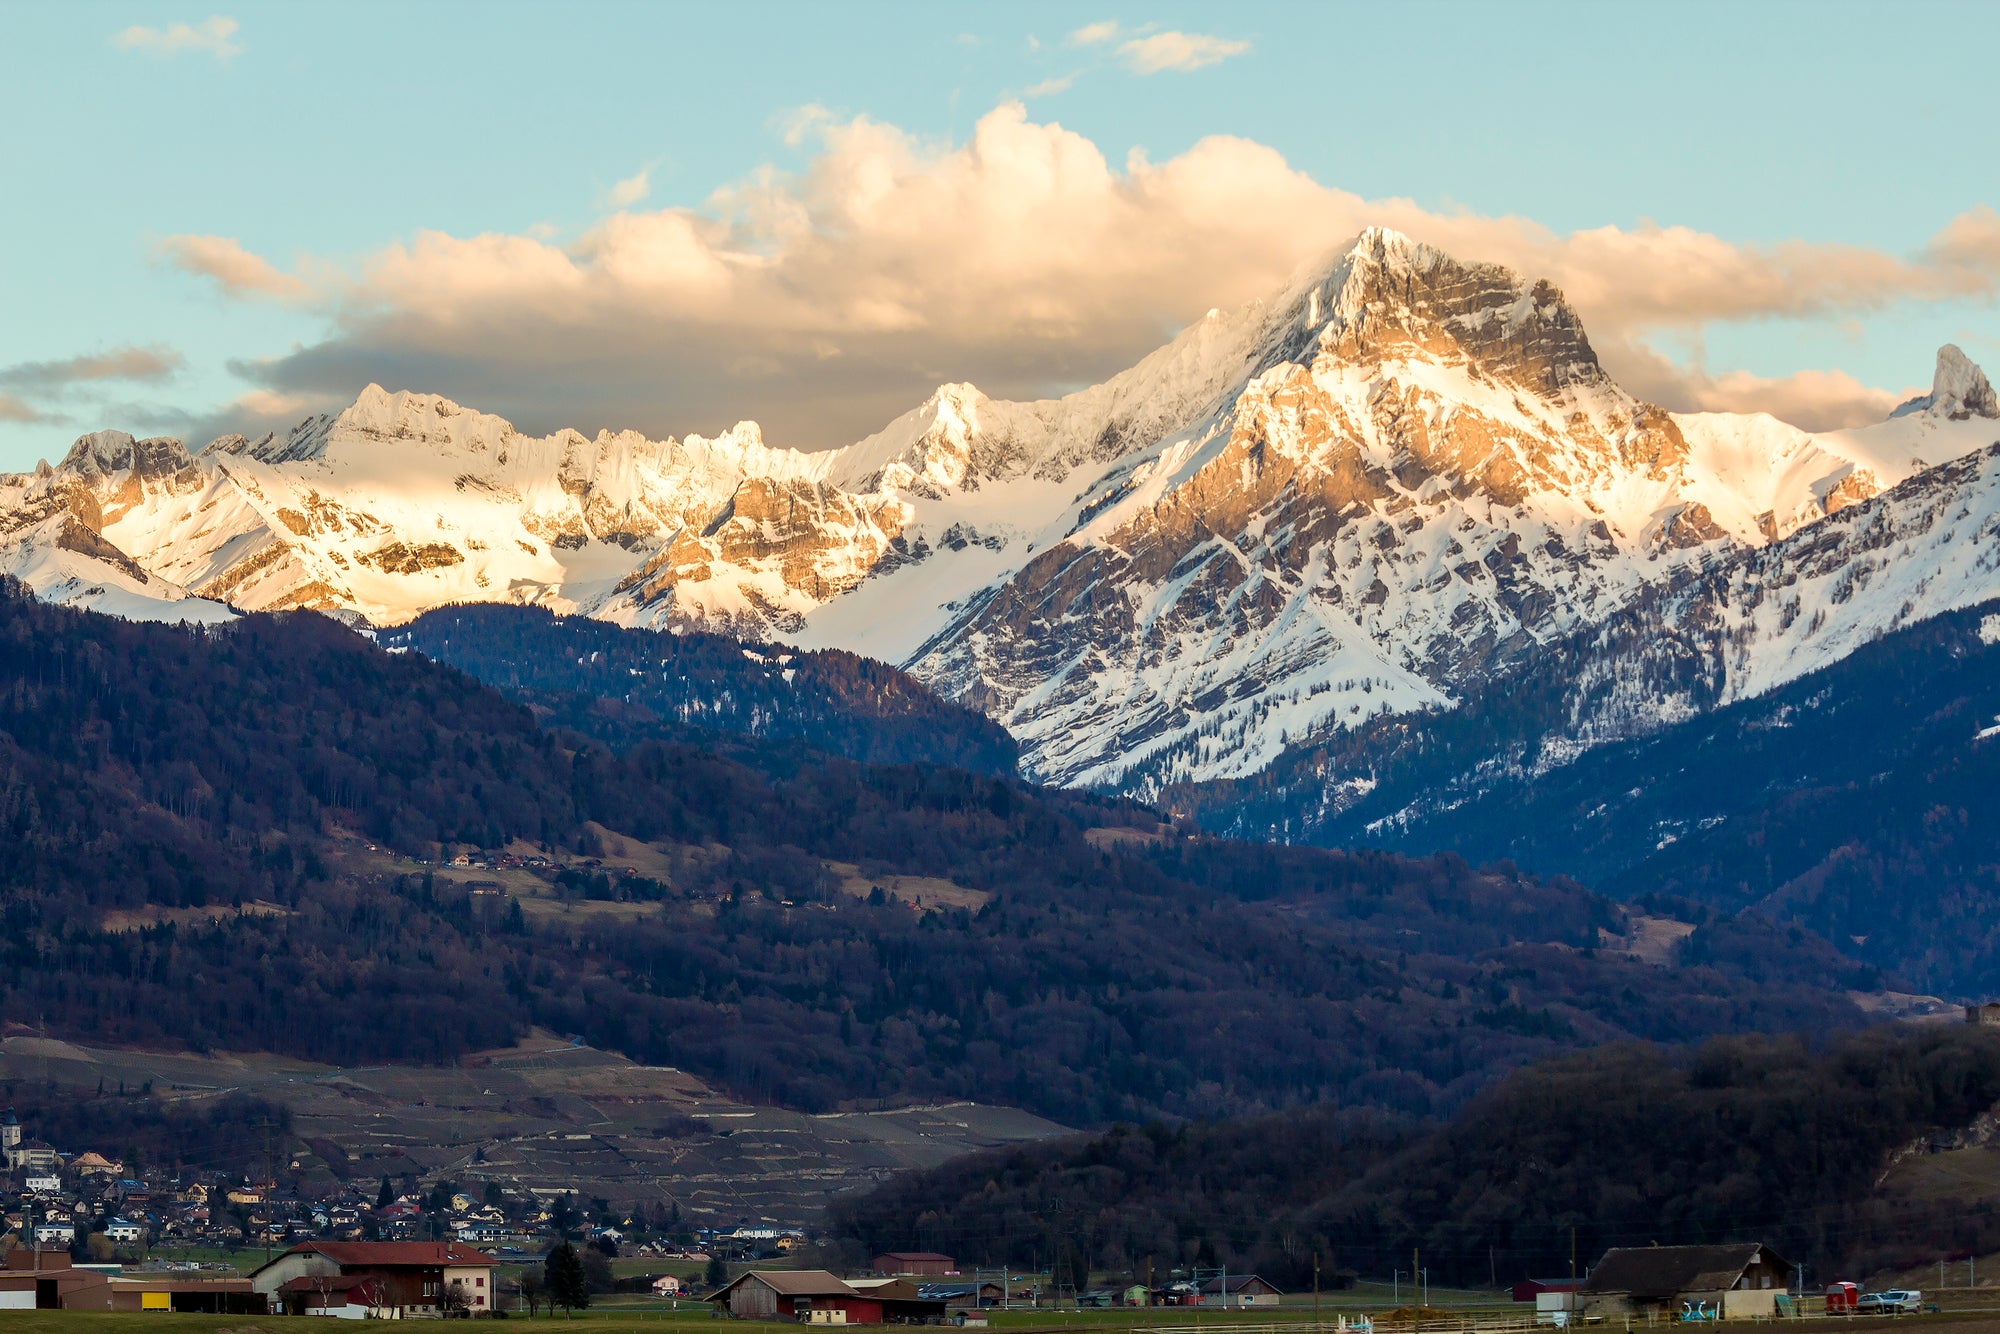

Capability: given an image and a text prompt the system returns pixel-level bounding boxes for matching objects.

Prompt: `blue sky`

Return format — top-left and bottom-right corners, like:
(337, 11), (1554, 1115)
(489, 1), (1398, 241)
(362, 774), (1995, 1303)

(1, 0), (1995, 466)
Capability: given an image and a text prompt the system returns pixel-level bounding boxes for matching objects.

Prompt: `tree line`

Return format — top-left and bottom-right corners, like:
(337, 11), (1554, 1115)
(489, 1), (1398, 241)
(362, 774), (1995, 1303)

(831, 1024), (2000, 1289)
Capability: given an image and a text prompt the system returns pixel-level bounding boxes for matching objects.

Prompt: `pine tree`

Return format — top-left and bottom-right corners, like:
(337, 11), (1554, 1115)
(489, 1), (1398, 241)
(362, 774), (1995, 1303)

(546, 1241), (590, 1313)
(376, 1175), (392, 1209)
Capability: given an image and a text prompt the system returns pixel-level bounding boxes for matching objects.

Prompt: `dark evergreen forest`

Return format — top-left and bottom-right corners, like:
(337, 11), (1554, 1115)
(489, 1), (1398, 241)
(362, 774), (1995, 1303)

(386, 603), (1020, 776)
(834, 1024), (2000, 1289)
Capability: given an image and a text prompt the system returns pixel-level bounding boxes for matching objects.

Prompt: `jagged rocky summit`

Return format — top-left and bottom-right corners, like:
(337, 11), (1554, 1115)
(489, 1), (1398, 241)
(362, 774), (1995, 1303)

(5, 228), (1998, 798)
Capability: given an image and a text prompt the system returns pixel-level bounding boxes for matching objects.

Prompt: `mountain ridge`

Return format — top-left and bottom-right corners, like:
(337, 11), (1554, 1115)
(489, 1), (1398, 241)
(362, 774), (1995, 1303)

(3, 227), (1996, 801)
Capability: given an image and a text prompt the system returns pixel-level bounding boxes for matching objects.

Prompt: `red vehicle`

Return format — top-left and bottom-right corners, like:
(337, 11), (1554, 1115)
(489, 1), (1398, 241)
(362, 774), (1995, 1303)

(1826, 1283), (1860, 1314)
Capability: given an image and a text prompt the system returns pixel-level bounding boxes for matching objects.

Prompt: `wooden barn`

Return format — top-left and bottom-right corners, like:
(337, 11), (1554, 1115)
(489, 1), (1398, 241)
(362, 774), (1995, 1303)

(711, 1270), (883, 1323)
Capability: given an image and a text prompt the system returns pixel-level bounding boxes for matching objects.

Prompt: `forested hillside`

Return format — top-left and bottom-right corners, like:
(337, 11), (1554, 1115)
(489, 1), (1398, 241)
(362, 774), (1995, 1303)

(386, 604), (1020, 776)
(834, 1024), (2000, 1287)
(0, 1084), (286, 1183)
(1185, 601), (2000, 997)
(0, 583), (1874, 1125)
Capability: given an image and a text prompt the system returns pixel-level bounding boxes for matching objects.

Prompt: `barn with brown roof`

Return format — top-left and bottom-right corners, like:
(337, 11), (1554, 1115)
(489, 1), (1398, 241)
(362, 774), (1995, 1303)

(711, 1270), (884, 1323)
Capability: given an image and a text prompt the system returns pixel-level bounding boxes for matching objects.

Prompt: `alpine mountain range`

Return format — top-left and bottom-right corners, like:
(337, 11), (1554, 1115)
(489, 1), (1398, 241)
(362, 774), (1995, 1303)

(7, 227), (1998, 833)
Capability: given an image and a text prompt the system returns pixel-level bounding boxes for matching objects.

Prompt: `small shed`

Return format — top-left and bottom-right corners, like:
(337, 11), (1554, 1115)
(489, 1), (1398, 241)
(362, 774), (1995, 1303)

(1513, 1279), (1584, 1304)
(1198, 1275), (1283, 1307)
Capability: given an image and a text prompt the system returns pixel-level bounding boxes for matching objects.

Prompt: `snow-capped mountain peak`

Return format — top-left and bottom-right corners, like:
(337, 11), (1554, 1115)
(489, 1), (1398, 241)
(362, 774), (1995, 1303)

(7, 235), (1999, 801)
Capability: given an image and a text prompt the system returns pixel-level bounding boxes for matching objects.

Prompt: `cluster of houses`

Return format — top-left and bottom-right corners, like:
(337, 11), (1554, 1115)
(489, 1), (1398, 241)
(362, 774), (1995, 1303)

(0, 1105), (795, 1264)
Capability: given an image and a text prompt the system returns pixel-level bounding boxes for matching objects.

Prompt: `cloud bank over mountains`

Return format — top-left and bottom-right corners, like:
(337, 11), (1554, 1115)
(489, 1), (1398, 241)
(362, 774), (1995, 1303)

(156, 102), (1999, 447)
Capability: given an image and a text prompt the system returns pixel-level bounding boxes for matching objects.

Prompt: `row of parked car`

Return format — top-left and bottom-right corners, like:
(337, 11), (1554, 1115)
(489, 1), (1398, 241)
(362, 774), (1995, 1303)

(1826, 1284), (1924, 1315)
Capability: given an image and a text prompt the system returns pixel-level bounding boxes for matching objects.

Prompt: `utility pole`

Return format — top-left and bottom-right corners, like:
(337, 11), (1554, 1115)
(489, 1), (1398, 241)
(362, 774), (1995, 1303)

(1314, 1252), (1322, 1334)
(263, 1120), (276, 1265)
(1414, 1248), (1421, 1334)
(1570, 1228), (1579, 1329)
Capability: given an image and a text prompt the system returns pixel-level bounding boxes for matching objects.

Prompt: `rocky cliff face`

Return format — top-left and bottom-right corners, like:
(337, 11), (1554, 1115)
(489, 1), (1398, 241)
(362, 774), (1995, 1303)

(5, 229), (1997, 802)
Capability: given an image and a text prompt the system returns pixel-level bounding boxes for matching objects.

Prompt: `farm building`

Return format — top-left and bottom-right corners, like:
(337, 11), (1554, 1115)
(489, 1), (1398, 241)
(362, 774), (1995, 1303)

(712, 1270), (883, 1323)
(873, 1252), (957, 1276)
(1198, 1275), (1283, 1307)
(0, 1250), (258, 1312)
(919, 1281), (1005, 1310)
(846, 1277), (951, 1321)
(1582, 1244), (1795, 1320)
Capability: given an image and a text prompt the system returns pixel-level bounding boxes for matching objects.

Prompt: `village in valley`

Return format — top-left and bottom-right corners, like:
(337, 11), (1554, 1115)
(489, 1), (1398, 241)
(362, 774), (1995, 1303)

(0, 1099), (1966, 1327)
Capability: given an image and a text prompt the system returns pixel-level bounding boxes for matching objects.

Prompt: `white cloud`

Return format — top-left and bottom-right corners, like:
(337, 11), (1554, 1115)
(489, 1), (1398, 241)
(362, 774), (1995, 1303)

(779, 103), (838, 148)
(1117, 30), (1250, 73)
(1064, 21), (1250, 72)
(113, 16), (242, 60)
(1022, 73), (1078, 98)
(176, 103), (2000, 448)
(609, 168), (652, 209)
(156, 234), (310, 300)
